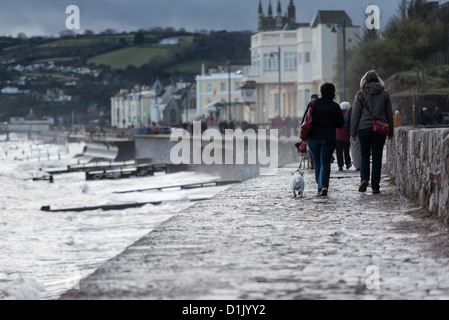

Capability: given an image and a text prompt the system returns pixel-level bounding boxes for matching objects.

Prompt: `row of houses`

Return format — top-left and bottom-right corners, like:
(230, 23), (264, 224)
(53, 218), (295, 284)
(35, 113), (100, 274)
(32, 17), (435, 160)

(111, 4), (361, 128)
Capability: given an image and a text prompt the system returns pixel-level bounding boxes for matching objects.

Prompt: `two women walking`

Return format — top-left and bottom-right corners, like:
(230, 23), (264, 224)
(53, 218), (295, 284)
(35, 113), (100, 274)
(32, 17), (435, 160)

(303, 70), (394, 196)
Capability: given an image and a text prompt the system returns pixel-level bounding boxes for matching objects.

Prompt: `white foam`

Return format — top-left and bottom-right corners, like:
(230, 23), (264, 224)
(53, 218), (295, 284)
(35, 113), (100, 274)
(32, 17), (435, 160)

(2, 277), (46, 300)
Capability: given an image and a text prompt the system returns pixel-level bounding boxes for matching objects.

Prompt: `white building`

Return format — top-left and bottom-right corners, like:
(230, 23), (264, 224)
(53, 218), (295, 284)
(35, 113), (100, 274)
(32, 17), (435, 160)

(110, 87), (153, 129)
(1, 87), (20, 94)
(243, 10), (360, 123)
(111, 80), (179, 128)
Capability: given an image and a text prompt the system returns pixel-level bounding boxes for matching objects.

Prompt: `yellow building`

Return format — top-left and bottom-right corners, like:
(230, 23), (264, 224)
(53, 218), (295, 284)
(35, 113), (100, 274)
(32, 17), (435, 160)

(195, 66), (244, 121)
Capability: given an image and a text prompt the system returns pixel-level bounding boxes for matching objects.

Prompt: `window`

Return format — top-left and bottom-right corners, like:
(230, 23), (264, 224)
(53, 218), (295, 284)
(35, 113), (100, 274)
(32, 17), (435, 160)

(305, 52), (310, 63)
(207, 83), (212, 92)
(235, 82), (240, 91)
(252, 53), (261, 75)
(263, 53), (279, 71)
(221, 82), (226, 92)
(274, 93), (280, 111)
(284, 52), (297, 71)
(305, 89), (311, 104)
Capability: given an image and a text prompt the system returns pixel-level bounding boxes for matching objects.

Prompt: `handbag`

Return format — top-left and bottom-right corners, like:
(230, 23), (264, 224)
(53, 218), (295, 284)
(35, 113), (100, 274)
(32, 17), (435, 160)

(299, 100), (315, 141)
(360, 91), (390, 135)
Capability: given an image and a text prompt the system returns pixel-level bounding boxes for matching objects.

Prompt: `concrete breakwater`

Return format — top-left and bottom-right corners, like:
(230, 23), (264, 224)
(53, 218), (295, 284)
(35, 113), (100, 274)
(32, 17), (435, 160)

(386, 126), (449, 227)
(134, 132), (300, 181)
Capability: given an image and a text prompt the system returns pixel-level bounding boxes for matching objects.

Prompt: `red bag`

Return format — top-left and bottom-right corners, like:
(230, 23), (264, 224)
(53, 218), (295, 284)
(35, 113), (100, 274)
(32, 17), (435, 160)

(373, 119), (390, 135)
(300, 100), (314, 141)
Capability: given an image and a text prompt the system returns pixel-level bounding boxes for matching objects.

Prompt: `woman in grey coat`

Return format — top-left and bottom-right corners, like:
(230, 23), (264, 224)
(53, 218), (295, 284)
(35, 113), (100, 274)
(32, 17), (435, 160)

(350, 70), (394, 194)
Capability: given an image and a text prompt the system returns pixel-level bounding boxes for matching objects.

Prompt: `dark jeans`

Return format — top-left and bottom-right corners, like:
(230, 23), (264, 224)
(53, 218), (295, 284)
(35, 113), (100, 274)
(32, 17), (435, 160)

(357, 127), (387, 191)
(308, 138), (337, 192)
(336, 141), (351, 168)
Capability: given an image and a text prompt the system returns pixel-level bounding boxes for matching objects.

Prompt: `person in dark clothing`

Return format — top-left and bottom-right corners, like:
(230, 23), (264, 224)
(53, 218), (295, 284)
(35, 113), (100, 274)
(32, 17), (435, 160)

(350, 70), (394, 194)
(344, 106), (360, 170)
(336, 101), (352, 171)
(304, 83), (345, 196)
(300, 94), (320, 169)
(418, 107), (432, 125)
(433, 107), (443, 125)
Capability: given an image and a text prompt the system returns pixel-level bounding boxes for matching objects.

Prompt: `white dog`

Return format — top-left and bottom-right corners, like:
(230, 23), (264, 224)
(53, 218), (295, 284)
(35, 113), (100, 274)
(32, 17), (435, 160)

(291, 170), (305, 198)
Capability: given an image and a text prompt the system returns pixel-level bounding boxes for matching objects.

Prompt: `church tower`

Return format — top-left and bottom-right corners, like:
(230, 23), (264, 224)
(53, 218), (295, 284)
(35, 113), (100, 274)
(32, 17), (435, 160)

(287, 0), (296, 24)
(258, 0), (264, 31)
(267, 0), (273, 17)
(258, 1), (297, 32)
(276, 1), (283, 29)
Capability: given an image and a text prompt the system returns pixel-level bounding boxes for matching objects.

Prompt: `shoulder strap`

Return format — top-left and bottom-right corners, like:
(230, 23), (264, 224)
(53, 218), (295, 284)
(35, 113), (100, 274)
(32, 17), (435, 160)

(360, 90), (374, 121)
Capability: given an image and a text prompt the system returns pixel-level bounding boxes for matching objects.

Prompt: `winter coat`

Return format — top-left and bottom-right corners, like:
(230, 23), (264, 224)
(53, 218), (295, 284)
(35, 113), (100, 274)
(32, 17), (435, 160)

(302, 98), (345, 141)
(336, 109), (350, 142)
(350, 82), (394, 138)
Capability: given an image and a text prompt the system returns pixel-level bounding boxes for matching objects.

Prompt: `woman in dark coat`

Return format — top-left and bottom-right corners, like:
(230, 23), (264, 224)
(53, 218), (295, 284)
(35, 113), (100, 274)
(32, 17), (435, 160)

(350, 70), (394, 194)
(304, 83), (345, 196)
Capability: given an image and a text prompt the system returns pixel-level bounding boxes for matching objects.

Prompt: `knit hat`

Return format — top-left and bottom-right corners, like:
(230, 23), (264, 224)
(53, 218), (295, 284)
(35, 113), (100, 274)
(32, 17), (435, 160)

(340, 101), (350, 110)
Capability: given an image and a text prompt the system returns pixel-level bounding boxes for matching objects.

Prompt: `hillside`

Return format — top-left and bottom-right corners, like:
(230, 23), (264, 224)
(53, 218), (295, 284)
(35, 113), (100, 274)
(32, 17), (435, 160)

(386, 66), (449, 95)
(0, 29), (252, 124)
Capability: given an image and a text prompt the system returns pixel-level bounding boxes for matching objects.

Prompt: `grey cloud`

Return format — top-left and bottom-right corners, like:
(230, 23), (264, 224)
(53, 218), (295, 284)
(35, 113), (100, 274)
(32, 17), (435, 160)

(0, 0), (399, 37)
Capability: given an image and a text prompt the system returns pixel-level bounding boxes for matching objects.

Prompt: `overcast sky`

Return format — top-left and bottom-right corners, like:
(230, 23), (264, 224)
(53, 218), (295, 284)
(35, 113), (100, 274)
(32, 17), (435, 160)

(0, 0), (416, 37)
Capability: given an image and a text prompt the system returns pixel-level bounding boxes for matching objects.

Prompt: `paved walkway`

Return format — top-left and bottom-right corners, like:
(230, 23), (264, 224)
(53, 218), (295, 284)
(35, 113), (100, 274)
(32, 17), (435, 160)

(60, 161), (449, 300)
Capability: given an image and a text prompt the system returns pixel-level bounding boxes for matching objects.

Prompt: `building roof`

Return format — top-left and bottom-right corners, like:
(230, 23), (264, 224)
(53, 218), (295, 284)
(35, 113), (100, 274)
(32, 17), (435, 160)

(310, 10), (354, 28)
(151, 78), (164, 93)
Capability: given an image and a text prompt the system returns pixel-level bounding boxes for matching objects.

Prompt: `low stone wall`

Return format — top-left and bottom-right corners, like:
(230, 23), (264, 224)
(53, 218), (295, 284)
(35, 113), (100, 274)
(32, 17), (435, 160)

(386, 126), (449, 226)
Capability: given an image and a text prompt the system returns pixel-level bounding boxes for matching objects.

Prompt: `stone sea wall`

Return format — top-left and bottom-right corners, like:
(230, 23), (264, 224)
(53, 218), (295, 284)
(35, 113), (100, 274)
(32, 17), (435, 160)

(134, 132), (299, 181)
(386, 126), (449, 226)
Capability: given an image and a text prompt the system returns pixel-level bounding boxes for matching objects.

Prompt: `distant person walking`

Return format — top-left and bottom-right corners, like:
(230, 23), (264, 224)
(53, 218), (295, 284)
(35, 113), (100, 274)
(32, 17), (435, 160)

(344, 104), (360, 170)
(418, 107), (432, 125)
(304, 83), (345, 196)
(433, 107), (443, 125)
(350, 70), (394, 194)
(300, 94), (320, 169)
(336, 102), (352, 171)
(394, 110), (402, 127)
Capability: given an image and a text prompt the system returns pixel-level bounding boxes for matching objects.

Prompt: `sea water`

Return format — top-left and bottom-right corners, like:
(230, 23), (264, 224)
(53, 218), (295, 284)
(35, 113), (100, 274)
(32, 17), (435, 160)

(0, 133), (230, 300)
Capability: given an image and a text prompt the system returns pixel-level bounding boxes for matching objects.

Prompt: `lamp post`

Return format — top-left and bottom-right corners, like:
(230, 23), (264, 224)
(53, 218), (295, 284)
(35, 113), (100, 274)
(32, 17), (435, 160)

(277, 46), (281, 117)
(184, 73), (189, 123)
(270, 47), (282, 118)
(228, 63), (232, 121)
(331, 18), (346, 102)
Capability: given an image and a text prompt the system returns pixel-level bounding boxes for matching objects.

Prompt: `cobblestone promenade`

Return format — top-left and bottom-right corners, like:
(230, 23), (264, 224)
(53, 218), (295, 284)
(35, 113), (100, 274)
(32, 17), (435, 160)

(61, 161), (449, 300)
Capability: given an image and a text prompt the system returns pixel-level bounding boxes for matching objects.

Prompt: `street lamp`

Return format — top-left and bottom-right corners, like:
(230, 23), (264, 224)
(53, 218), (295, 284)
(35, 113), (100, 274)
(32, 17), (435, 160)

(270, 46), (281, 118)
(184, 73), (189, 123)
(228, 63), (232, 121)
(331, 18), (346, 102)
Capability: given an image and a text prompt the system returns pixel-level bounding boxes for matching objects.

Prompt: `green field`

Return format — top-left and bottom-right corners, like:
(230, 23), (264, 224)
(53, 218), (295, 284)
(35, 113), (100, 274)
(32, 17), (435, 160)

(87, 46), (172, 69)
(86, 36), (194, 70)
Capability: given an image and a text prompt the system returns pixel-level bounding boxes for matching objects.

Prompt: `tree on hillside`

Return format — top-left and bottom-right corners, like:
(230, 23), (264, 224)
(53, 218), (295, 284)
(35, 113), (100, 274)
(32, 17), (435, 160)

(59, 30), (76, 38)
(134, 31), (145, 45)
(84, 29), (95, 36)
